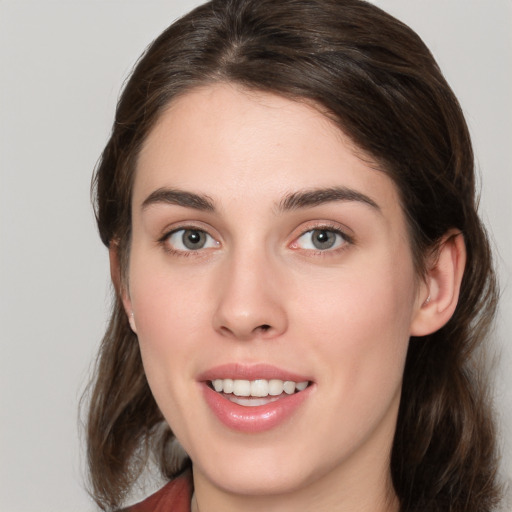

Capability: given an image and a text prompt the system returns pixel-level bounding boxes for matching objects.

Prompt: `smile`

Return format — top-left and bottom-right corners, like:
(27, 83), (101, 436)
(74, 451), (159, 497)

(200, 367), (314, 432)
(210, 378), (310, 407)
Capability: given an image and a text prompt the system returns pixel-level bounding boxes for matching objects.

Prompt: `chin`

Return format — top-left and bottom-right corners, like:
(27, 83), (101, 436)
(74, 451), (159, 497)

(199, 461), (312, 497)
(189, 435), (337, 498)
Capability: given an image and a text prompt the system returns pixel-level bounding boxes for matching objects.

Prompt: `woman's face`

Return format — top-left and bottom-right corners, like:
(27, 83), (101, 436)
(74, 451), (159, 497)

(125, 84), (425, 504)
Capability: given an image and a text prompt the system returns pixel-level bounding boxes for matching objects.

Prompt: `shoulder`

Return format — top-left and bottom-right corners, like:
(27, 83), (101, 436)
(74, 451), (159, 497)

(120, 471), (192, 512)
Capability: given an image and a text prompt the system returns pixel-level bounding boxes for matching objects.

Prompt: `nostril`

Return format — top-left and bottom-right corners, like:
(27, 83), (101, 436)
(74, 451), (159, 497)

(258, 324), (271, 332)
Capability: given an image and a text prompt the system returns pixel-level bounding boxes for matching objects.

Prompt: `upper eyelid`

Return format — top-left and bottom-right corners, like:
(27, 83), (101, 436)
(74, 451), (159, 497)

(158, 222), (218, 241)
(164, 226), (213, 238)
(298, 226), (346, 238)
(293, 221), (354, 240)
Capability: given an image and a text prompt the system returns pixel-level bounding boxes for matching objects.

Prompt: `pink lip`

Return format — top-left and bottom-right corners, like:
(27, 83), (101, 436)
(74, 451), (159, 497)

(197, 363), (312, 382)
(198, 364), (314, 433)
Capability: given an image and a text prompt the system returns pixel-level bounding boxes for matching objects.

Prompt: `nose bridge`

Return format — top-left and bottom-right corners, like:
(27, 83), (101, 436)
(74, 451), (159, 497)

(212, 241), (287, 340)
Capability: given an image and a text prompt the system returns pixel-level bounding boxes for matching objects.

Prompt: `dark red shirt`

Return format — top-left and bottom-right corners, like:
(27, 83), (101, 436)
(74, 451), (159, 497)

(121, 471), (192, 512)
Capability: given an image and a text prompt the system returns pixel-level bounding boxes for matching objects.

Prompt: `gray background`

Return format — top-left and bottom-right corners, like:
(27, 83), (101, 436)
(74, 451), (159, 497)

(1, 1), (510, 510)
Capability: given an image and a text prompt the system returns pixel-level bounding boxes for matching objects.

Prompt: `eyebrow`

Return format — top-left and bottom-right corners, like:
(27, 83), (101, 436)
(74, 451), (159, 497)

(278, 186), (380, 212)
(141, 185), (380, 214)
(142, 188), (215, 211)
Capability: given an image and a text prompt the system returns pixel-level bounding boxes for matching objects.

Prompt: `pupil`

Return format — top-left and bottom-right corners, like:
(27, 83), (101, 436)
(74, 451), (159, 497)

(313, 230), (335, 249)
(183, 230), (205, 249)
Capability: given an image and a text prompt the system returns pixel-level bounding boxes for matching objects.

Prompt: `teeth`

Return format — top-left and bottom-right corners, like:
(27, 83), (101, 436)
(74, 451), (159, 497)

(211, 378), (309, 397)
(295, 381), (308, 391)
(283, 381), (295, 394)
(269, 379), (284, 396)
(233, 380), (251, 397)
(251, 379), (269, 397)
(223, 378), (234, 394)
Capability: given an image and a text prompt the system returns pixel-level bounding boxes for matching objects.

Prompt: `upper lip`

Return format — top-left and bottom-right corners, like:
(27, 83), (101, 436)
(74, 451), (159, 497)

(197, 363), (312, 383)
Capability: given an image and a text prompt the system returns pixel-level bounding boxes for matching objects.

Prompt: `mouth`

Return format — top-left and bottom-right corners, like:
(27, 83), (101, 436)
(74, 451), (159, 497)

(208, 378), (311, 407)
(200, 366), (315, 432)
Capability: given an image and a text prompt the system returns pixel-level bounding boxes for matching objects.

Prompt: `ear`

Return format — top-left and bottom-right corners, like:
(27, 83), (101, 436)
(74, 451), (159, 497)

(410, 230), (466, 337)
(109, 243), (137, 333)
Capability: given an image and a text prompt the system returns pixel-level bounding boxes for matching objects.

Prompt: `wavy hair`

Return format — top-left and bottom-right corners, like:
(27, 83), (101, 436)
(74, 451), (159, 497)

(86, 0), (501, 510)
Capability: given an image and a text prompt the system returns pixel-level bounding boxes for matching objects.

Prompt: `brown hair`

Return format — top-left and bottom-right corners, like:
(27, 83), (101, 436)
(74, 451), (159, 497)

(87, 0), (501, 510)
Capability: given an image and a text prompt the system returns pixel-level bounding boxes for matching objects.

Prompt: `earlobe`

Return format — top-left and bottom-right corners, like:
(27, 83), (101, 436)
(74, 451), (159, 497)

(128, 310), (137, 333)
(109, 243), (137, 333)
(410, 230), (466, 337)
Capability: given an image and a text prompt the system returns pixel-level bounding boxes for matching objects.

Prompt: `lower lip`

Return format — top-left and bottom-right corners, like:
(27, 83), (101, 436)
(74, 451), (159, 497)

(201, 383), (313, 433)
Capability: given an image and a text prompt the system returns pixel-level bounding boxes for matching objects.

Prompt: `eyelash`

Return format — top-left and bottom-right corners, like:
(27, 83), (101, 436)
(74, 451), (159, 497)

(158, 222), (354, 257)
(290, 223), (354, 256)
(158, 225), (219, 257)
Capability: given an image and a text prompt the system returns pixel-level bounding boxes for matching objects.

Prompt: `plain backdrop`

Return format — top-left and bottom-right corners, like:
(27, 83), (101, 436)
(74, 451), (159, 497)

(1, 1), (510, 510)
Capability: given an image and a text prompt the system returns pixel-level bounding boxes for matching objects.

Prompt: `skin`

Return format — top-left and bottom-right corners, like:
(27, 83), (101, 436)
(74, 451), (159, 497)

(118, 83), (465, 512)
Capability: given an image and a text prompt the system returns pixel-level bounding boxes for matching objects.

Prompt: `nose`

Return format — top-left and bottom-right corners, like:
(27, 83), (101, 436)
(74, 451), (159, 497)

(212, 249), (288, 341)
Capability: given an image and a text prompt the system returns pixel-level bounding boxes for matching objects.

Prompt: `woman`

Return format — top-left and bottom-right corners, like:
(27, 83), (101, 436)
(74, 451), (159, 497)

(87, 0), (502, 510)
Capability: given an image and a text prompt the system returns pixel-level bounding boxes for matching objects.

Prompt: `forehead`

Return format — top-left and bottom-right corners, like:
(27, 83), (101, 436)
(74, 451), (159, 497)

(134, 83), (400, 212)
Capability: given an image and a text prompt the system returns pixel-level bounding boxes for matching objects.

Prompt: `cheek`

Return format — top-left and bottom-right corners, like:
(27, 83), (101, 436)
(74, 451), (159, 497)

(127, 253), (210, 377)
(295, 251), (416, 390)
(298, 250), (415, 329)
(129, 242), (209, 322)
(128, 269), (208, 440)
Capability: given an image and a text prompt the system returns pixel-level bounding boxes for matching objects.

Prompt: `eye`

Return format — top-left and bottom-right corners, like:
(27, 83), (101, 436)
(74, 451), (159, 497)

(164, 228), (219, 252)
(294, 228), (347, 251)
